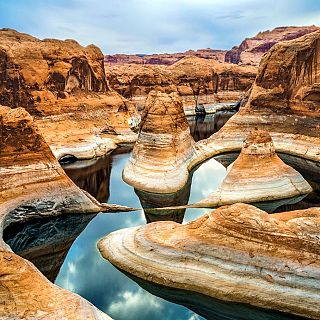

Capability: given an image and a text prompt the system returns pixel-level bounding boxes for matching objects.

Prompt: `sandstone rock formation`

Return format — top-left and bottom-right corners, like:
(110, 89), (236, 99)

(123, 91), (196, 193)
(98, 203), (320, 319)
(0, 28), (139, 160)
(0, 106), (137, 319)
(225, 26), (319, 66)
(199, 30), (320, 163)
(194, 130), (312, 207)
(106, 56), (257, 110)
(105, 48), (227, 65)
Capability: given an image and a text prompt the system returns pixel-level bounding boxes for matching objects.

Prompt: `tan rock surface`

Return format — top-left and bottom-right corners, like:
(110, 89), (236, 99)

(195, 130), (312, 207)
(0, 29), (139, 160)
(0, 106), (138, 319)
(123, 91), (196, 193)
(99, 203), (320, 319)
(198, 30), (320, 163)
(225, 25), (319, 66)
(106, 56), (257, 110)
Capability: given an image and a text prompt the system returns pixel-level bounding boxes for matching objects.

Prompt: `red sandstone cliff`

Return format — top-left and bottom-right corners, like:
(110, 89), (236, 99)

(225, 26), (319, 66)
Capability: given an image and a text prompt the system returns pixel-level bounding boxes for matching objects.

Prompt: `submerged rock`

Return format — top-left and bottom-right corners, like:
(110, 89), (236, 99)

(98, 203), (320, 319)
(123, 91), (196, 193)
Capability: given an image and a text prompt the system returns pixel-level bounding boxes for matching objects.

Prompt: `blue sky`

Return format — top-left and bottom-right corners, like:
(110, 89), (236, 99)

(0, 0), (319, 54)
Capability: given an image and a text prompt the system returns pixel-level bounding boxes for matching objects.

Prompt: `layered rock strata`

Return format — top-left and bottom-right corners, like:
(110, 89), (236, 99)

(225, 26), (319, 66)
(106, 57), (257, 110)
(123, 91), (196, 193)
(194, 130), (312, 207)
(105, 48), (227, 65)
(98, 203), (320, 319)
(0, 28), (139, 160)
(197, 30), (320, 163)
(0, 106), (136, 319)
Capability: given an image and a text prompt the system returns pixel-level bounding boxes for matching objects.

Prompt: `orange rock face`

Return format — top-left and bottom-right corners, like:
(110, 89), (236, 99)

(204, 30), (320, 162)
(0, 29), (139, 159)
(99, 203), (320, 319)
(225, 25), (319, 66)
(106, 56), (257, 108)
(0, 105), (138, 319)
(123, 91), (196, 193)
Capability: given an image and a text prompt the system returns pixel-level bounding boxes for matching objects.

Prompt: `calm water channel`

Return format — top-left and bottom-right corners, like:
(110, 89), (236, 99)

(4, 112), (319, 320)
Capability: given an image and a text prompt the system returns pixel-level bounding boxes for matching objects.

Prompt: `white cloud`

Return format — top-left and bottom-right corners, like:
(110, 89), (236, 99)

(108, 289), (163, 320)
(1, 0), (320, 53)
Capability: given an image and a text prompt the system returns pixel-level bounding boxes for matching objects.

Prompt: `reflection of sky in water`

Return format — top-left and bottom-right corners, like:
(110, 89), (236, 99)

(184, 158), (226, 223)
(55, 151), (226, 320)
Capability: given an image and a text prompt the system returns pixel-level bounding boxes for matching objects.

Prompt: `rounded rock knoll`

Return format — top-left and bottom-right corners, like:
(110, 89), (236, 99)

(123, 91), (196, 193)
(98, 203), (320, 319)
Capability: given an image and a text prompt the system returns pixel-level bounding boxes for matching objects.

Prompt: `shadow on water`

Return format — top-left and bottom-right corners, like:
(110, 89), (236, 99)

(3, 114), (319, 320)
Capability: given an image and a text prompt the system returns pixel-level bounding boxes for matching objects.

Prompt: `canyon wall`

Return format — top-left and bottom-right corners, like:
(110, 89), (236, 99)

(105, 48), (227, 65)
(0, 29), (139, 159)
(202, 30), (320, 162)
(106, 56), (257, 109)
(225, 26), (319, 66)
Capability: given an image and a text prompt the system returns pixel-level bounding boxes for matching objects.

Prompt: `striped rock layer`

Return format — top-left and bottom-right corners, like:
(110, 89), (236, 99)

(198, 30), (320, 163)
(123, 91), (196, 193)
(196, 129), (312, 207)
(0, 106), (136, 319)
(99, 203), (320, 319)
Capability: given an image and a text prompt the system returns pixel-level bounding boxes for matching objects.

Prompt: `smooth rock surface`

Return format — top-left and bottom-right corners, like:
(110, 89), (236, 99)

(99, 203), (320, 319)
(123, 91), (197, 193)
(195, 130), (312, 207)
(0, 106), (137, 319)
(198, 30), (320, 163)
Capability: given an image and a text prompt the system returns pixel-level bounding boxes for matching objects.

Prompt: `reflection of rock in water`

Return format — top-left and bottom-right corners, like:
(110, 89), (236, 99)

(63, 156), (111, 203)
(214, 152), (320, 212)
(62, 146), (133, 203)
(187, 111), (235, 142)
(135, 178), (191, 223)
(129, 274), (306, 320)
(3, 213), (96, 282)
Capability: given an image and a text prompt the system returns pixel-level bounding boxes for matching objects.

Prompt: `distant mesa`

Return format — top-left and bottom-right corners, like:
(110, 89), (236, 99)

(225, 25), (319, 66)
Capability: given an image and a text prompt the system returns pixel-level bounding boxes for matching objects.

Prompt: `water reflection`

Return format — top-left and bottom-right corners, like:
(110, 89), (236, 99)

(131, 275), (307, 320)
(3, 213), (96, 282)
(135, 179), (192, 223)
(63, 157), (111, 202)
(187, 111), (235, 142)
(4, 116), (319, 320)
